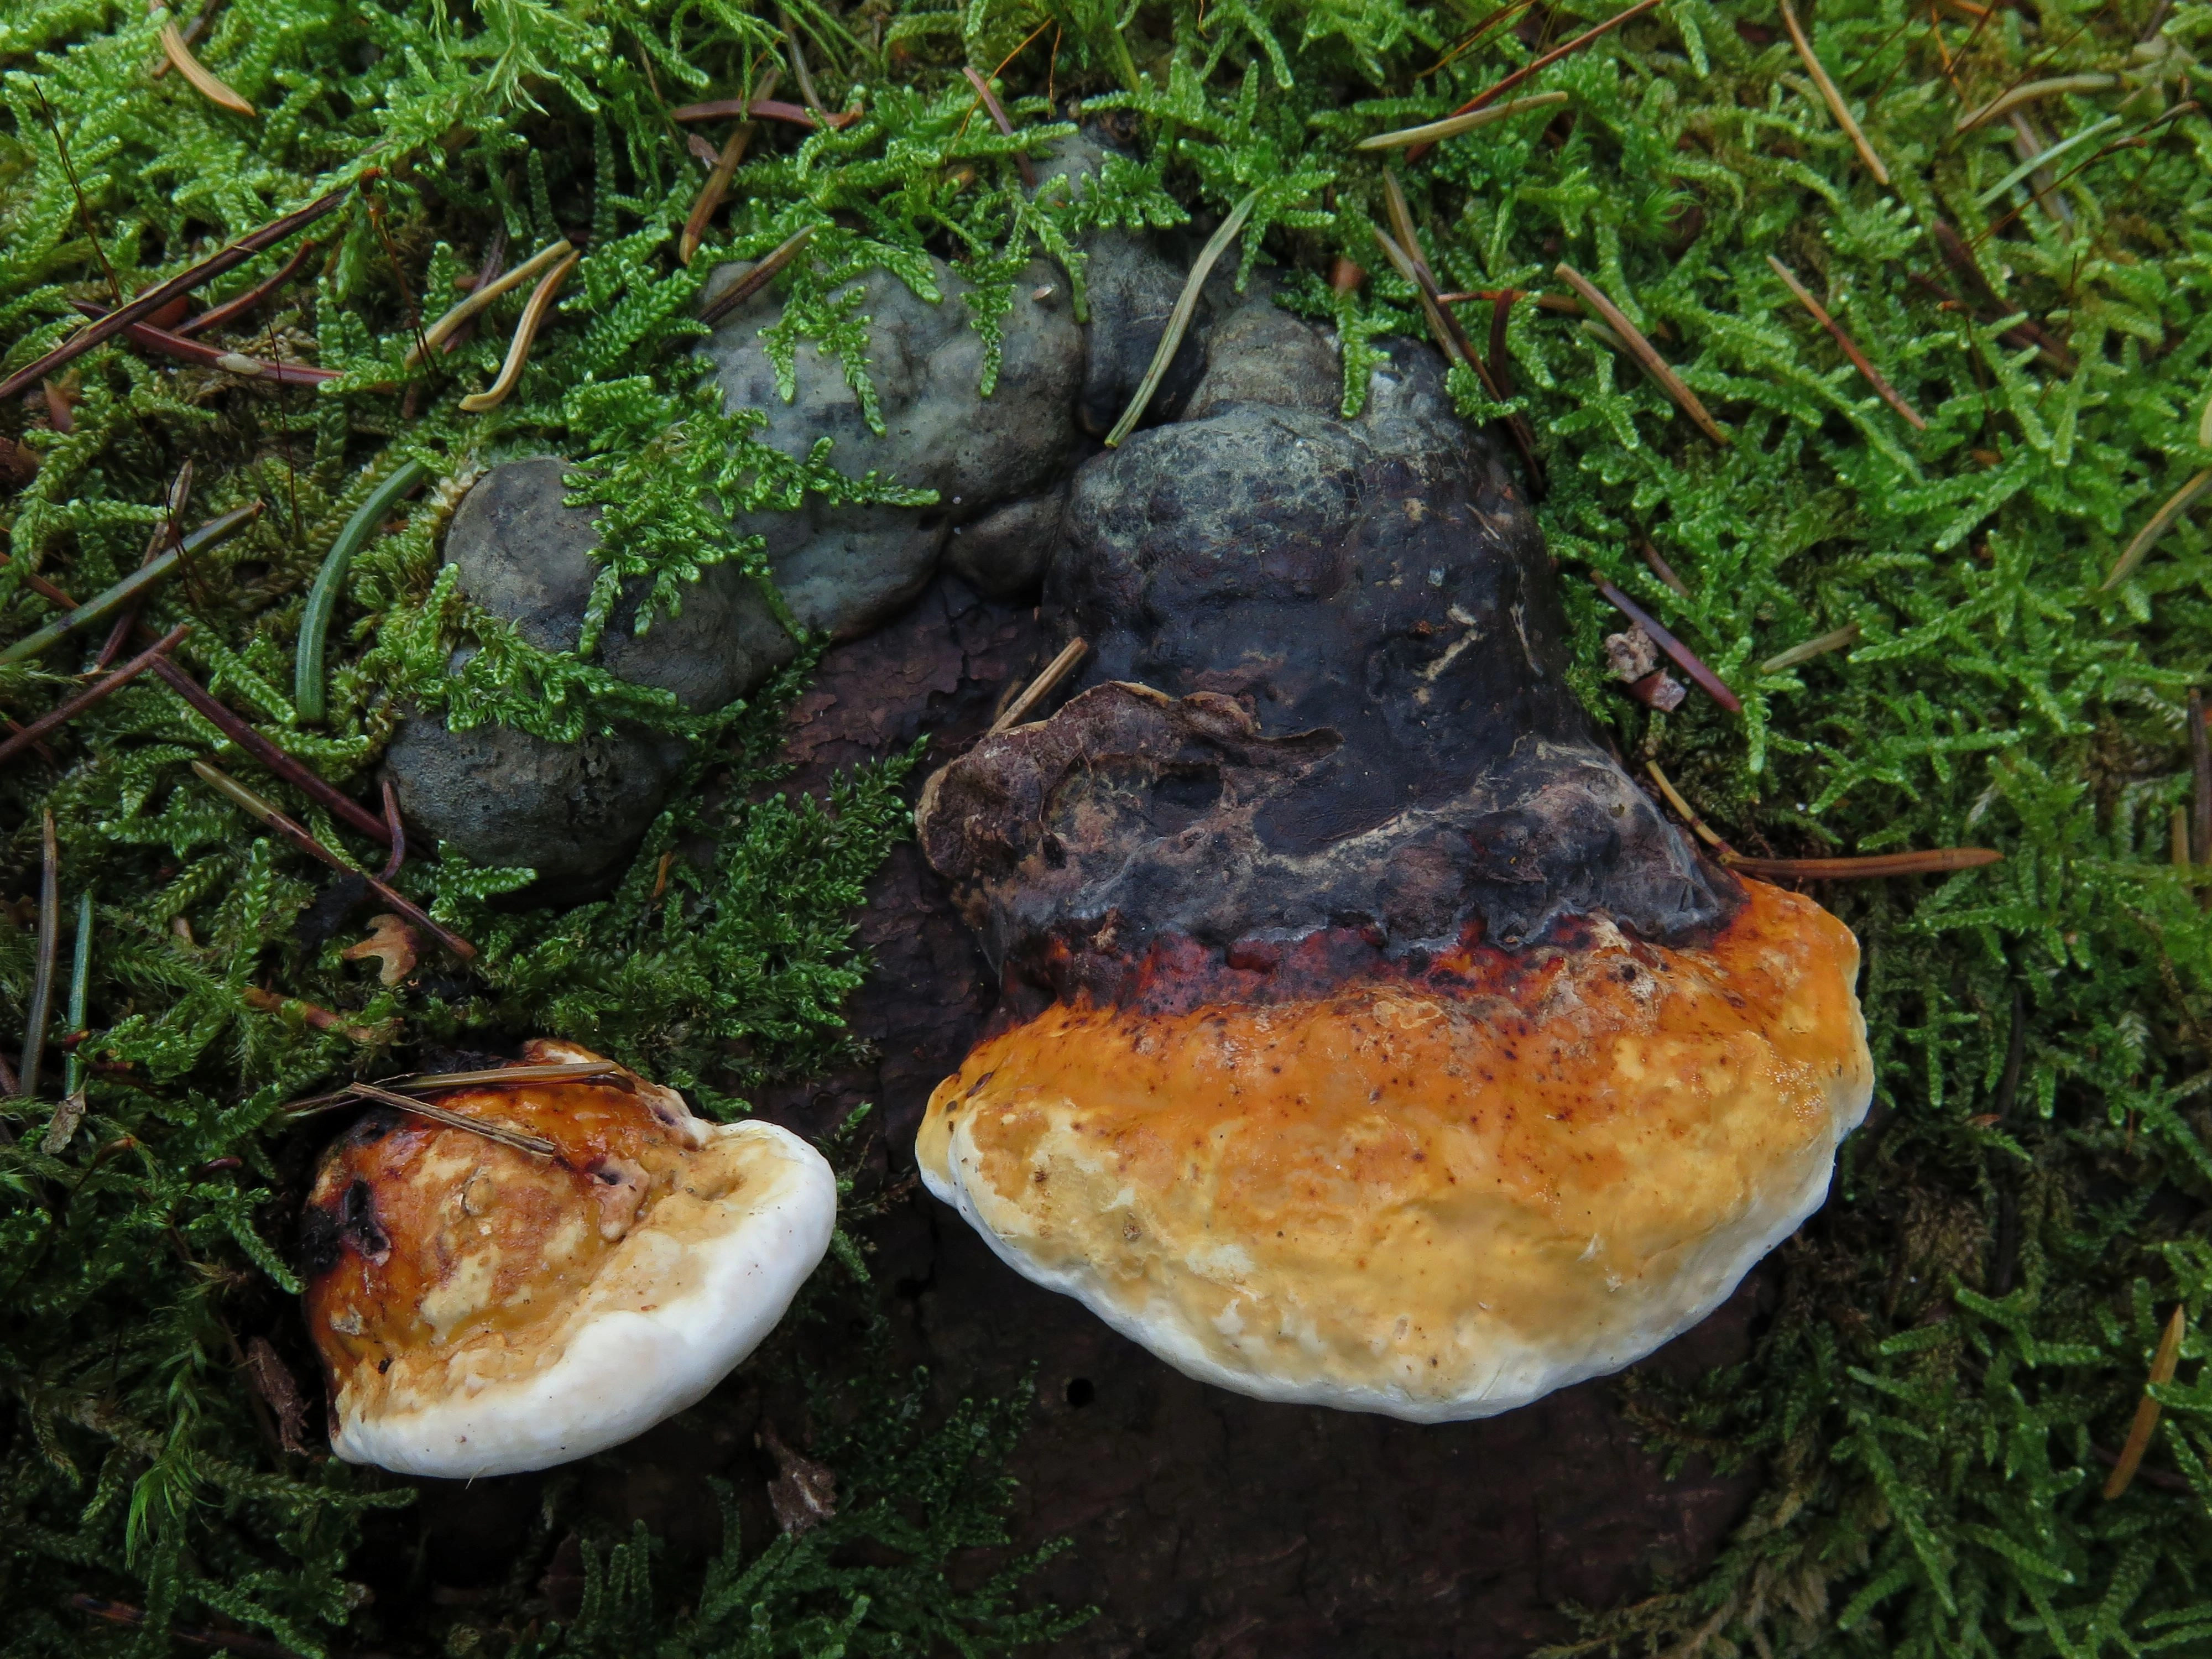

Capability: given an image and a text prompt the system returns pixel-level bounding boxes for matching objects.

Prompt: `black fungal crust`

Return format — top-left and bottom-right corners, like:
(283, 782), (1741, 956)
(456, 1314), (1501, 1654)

(919, 336), (1740, 998)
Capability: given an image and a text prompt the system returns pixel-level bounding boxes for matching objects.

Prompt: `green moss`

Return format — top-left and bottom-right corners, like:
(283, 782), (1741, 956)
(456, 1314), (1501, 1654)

(4, 0), (2212, 1652)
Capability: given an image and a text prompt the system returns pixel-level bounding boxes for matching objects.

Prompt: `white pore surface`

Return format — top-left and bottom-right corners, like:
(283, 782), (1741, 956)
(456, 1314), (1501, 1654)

(921, 1056), (1871, 1425)
(334, 1120), (834, 1479)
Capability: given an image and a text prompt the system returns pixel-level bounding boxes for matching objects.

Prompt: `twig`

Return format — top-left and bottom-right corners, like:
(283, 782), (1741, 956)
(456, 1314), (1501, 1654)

(1377, 225), (1547, 487)
(148, 660), (388, 842)
(1407, 0), (1664, 161)
(1767, 255), (1926, 429)
(1372, 178), (1547, 491)
(1927, 223), (2076, 373)
(1957, 72), (2117, 133)
(1778, 0), (1890, 184)
(175, 237), (320, 336)
(153, 0), (255, 116)
(458, 248), (578, 413)
(70, 299), (338, 385)
(34, 86), (123, 307)
(1105, 191), (1259, 448)
(350, 1079), (557, 1158)
(1358, 90), (1569, 150)
(0, 623), (189, 768)
(780, 8), (828, 118)
(1593, 576), (1740, 712)
(1759, 621), (1860, 674)
(992, 638), (1088, 733)
(1724, 847), (2003, 878)
(403, 238), (572, 371)
(378, 776), (405, 882)
(2173, 806), (2192, 870)
(670, 97), (858, 129)
(964, 66), (1039, 186)
(1646, 761), (1730, 849)
(681, 70), (778, 267)
(20, 812), (60, 1098)
(2102, 468), (2212, 589)
(0, 503), (257, 665)
(3, 719), (59, 767)
(362, 183), (430, 367)
(1556, 264), (1730, 444)
(697, 225), (820, 327)
(296, 459), (427, 724)
(191, 761), (473, 959)
(239, 987), (377, 1043)
(2104, 1305), (2188, 1499)
(1417, 0), (1542, 77)
(0, 181), (353, 403)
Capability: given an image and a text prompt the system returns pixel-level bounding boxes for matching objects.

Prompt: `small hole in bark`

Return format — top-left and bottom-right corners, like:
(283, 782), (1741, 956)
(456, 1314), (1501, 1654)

(1064, 1377), (1095, 1408)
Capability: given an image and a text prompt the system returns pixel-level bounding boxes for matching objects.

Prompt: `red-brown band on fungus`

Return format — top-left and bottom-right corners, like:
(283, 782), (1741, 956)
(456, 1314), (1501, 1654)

(301, 1041), (834, 1477)
(914, 334), (1872, 1421)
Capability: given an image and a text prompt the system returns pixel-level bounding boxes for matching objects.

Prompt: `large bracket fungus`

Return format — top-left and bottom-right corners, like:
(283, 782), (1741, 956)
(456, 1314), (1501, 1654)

(913, 318), (1873, 1422)
(367, 131), (1869, 1423)
(302, 1041), (834, 1478)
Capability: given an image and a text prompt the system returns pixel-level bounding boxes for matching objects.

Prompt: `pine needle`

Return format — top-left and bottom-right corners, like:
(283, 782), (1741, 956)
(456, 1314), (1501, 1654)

(404, 239), (572, 369)
(1779, 0), (1891, 184)
(1356, 91), (1568, 150)
(992, 638), (1088, 733)
(153, 0), (255, 117)
(347, 1080), (560, 1158)
(2103, 1305), (2188, 1499)
(1593, 576), (1742, 711)
(1556, 263), (1731, 445)
(458, 247), (578, 413)
(1957, 73), (2118, 134)
(1103, 190), (1259, 448)
(1767, 255), (1926, 429)
(1723, 847), (2004, 877)
(2102, 467), (2212, 589)
(1406, 0), (1664, 160)
(697, 224), (818, 327)
(1760, 622), (1861, 674)
(0, 182), (352, 401)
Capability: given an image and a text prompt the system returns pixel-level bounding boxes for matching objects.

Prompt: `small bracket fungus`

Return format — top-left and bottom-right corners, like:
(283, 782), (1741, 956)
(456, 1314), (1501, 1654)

(913, 331), (1872, 1422)
(302, 1041), (834, 1478)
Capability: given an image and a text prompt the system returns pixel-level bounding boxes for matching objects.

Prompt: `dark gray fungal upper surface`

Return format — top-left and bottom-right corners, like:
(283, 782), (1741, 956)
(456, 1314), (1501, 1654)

(384, 129), (1729, 947)
(917, 332), (1739, 999)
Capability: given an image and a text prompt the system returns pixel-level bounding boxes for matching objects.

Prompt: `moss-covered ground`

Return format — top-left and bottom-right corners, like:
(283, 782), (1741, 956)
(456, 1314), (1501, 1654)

(3, 0), (2212, 1653)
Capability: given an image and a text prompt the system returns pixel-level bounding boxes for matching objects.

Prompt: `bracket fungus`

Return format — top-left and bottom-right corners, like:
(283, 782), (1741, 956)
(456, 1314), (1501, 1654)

(914, 332), (1872, 1422)
(302, 1041), (834, 1477)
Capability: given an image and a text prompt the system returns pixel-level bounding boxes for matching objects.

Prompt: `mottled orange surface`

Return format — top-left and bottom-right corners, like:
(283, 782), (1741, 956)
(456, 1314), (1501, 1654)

(917, 880), (1871, 1413)
(304, 1046), (696, 1409)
